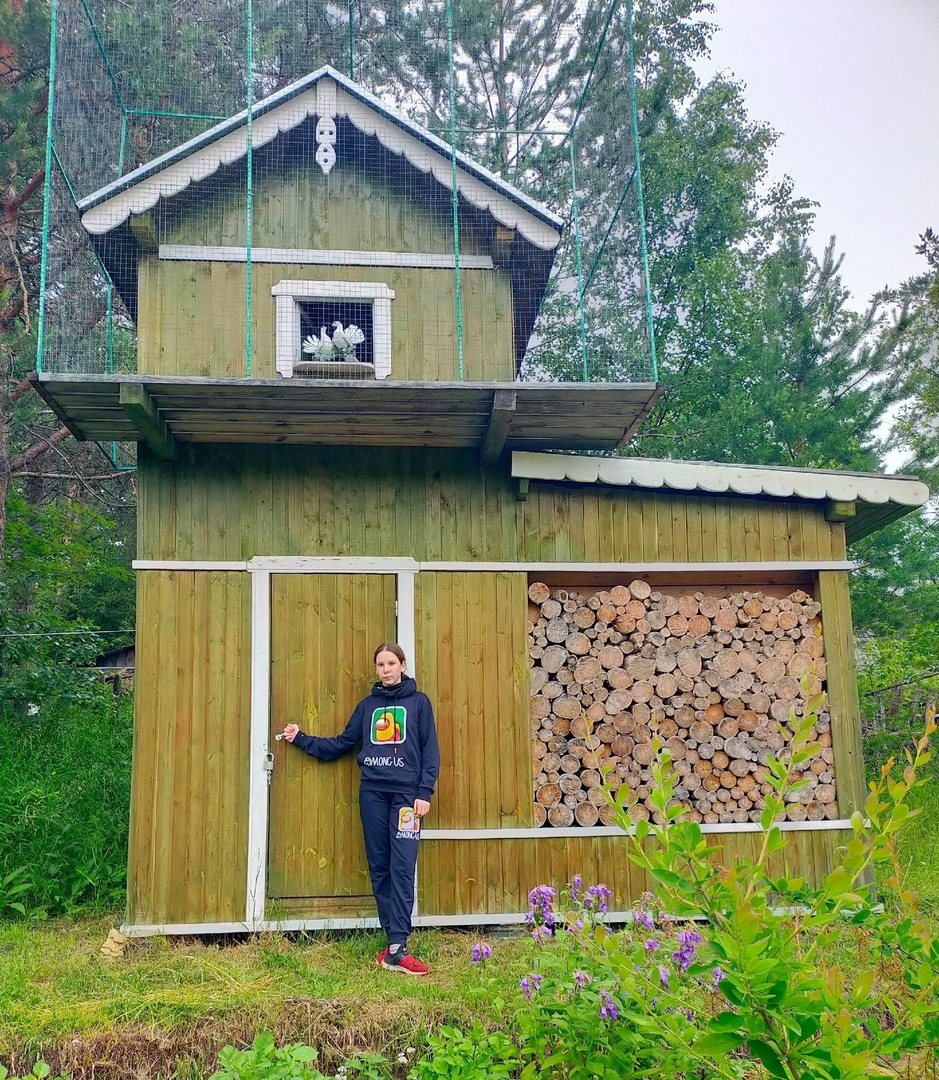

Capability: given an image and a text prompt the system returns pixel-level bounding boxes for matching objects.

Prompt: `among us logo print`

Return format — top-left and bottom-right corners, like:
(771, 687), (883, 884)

(370, 705), (406, 745)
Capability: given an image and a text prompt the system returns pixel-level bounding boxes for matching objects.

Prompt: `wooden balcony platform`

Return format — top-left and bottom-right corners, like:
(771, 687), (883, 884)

(32, 374), (661, 459)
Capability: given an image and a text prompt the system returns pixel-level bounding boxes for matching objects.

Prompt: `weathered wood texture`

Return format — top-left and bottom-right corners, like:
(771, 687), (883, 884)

(137, 446), (849, 564)
(417, 830), (851, 916)
(415, 572), (532, 834)
(268, 573), (395, 903)
(527, 582), (834, 827)
(139, 161), (514, 382)
(128, 571), (251, 925)
(817, 571), (865, 815)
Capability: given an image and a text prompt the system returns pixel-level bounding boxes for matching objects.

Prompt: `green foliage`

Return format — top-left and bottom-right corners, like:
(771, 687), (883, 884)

(209, 1033), (395, 1080)
(0, 491), (134, 711)
(408, 1023), (521, 1079)
(443, 700), (939, 1079)
(210, 1033), (327, 1080)
(0, 1063), (63, 1080)
(0, 695), (132, 916)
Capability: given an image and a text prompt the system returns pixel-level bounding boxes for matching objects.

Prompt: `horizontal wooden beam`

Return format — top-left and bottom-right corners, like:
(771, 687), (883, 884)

(119, 384), (176, 460)
(481, 389), (516, 464)
(825, 499), (857, 522)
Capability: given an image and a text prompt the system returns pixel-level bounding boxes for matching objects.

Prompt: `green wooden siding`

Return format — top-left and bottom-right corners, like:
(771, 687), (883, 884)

(128, 450), (861, 926)
(128, 571), (251, 926)
(137, 446), (848, 564)
(138, 160), (515, 381)
(417, 831), (852, 917)
(137, 260), (514, 382)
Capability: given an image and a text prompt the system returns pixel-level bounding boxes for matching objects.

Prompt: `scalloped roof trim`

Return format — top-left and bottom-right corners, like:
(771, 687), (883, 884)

(511, 452), (931, 508)
(78, 67), (562, 251)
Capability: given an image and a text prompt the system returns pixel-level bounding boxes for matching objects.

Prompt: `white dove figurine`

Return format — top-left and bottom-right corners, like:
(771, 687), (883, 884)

(332, 321), (365, 359)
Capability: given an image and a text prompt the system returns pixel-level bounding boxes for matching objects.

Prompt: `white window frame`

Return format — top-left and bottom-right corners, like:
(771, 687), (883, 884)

(272, 279), (395, 380)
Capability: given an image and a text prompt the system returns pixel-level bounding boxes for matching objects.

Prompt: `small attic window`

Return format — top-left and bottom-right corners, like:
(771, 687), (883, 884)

(272, 280), (395, 380)
(299, 300), (374, 367)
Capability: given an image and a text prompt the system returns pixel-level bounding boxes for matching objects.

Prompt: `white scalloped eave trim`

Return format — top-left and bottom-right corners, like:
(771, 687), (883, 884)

(79, 81), (561, 251)
(510, 452), (931, 508)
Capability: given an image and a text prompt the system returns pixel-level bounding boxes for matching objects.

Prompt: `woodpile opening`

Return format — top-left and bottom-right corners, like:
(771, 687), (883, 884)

(528, 579), (835, 827)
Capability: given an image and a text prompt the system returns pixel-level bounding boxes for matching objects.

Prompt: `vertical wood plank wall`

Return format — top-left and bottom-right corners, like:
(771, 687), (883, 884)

(130, 447), (860, 925)
(138, 159), (516, 382)
(129, 571), (251, 925)
(137, 446), (848, 564)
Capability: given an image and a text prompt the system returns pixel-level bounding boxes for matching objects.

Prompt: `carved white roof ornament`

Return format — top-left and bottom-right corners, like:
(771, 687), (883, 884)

(77, 67), (563, 251)
(314, 78), (337, 175)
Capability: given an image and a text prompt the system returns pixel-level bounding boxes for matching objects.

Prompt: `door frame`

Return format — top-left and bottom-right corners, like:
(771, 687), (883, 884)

(245, 556), (419, 926)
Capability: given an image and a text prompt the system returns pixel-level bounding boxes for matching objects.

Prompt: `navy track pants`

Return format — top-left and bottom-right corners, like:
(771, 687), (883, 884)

(359, 788), (421, 947)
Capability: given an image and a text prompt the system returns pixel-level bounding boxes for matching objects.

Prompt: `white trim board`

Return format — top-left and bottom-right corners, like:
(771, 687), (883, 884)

(160, 244), (494, 270)
(421, 820), (853, 840)
(247, 556), (419, 572)
(133, 559), (853, 574)
(417, 561), (855, 573)
(133, 560), (249, 571)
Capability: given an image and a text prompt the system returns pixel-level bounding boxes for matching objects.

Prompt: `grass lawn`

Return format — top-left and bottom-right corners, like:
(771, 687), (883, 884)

(0, 919), (533, 1077)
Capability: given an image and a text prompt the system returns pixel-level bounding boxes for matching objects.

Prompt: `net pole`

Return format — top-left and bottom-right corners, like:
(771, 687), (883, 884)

(569, 140), (589, 382)
(348, 0), (355, 79)
(445, 0), (464, 380)
(626, 0), (657, 382)
(245, 0), (255, 378)
(36, 0), (59, 375)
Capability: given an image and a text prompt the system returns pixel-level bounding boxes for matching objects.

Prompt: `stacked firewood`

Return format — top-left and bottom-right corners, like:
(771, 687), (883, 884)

(528, 581), (835, 827)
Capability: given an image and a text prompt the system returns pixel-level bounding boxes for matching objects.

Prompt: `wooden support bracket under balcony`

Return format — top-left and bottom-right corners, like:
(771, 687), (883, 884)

(481, 389), (516, 464)
(119, 384), (176, 460)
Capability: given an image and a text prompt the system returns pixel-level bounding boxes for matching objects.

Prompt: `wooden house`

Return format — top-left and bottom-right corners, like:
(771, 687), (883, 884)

(34, 67), (929, 935)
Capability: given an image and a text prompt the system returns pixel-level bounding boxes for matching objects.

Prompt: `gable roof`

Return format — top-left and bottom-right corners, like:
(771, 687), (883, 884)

(511, 452), (931, 542)
(78, 65), (563, 251)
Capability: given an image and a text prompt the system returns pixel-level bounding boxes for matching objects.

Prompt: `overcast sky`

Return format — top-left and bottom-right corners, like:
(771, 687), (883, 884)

(695, 0), (939, 309)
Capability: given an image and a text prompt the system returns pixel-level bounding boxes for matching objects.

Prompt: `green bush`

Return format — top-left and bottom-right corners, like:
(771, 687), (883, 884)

(0, 694), (132, 917)
(443, 699), (939, 1079)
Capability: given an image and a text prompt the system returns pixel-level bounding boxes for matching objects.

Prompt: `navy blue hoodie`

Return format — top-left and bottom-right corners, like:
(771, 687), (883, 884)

(291, 676), (440, 802)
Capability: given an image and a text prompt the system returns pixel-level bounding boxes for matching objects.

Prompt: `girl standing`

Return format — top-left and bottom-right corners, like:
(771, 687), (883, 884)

(281, 642), (439, 975)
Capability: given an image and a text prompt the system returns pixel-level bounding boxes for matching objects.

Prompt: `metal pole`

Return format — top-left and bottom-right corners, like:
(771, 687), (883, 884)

(626, 0), (657, 382)
(36, 0), (59, 375)
(569, 141), (589, 381)
(245, 0), (255, 377)
(445, 0), (464, 380)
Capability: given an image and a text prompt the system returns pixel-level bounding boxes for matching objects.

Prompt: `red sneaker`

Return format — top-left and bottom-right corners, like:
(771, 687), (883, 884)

(376, 947), (390, 967)
(381, 952), (429, 976)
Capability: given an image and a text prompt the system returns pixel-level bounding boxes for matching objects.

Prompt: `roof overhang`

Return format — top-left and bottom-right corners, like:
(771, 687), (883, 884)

(32, 374), (662, 456)
(78, 67), (563, 252)
(511, 451), (931, 542)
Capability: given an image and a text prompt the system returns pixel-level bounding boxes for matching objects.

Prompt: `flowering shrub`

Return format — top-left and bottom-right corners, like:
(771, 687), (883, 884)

(434, 699), (939, 1078)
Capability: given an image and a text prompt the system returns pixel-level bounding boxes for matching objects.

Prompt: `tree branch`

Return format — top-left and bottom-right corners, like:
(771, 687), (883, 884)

(9, 426), (71, 473)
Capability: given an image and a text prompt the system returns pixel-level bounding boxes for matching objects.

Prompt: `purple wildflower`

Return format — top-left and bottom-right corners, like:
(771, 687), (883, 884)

(643, 937), (660, 953)
(634, 910), (655, 931)
(672, 928), (702, 973)
(599, 989), (619, 1021)
(531, 924), (553, 944)
(520, 974), (543, 1000)
(685, 1010), (694, 1023)
(584, 883), (612, 914)
(527, 885), (557, 927)
(658, 966), (671, 990)
(712, 966), (725, 992)
(569, 875), (583, 903)
(471, 941), (492, 964)
(573, 969), (591, 990)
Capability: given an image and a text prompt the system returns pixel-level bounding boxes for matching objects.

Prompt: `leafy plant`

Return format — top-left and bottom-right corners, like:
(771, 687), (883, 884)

(407, 1023), (521, 1080)
(209, 1033), (326, 1080)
